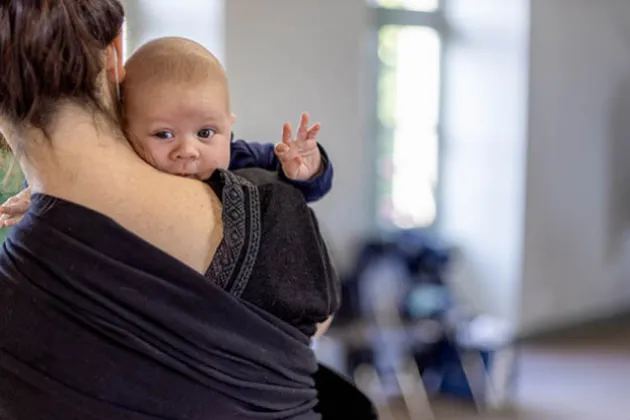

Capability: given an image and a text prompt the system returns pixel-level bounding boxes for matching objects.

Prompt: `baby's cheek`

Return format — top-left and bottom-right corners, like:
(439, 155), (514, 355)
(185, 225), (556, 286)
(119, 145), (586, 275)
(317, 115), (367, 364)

(205, 143), (230, 170)
(218, 151), (231, 170)
(144, 151), (167, 172)
(218, 142), (232, 169)
(130, 137), (163, 172)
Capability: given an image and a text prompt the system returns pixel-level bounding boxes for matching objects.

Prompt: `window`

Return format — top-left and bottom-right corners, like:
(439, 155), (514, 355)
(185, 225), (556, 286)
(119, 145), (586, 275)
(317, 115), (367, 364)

(373, 1), (443, 230)
(0, 155), (25, 243)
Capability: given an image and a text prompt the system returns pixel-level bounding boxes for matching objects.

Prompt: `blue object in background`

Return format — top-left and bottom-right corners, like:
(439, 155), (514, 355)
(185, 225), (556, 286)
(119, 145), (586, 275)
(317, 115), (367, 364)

(436, 341), (493, 400)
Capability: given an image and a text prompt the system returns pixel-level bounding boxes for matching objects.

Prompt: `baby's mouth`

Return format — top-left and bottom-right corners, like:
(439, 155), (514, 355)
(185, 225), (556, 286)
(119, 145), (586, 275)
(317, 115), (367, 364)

(174, 172), (197, 179)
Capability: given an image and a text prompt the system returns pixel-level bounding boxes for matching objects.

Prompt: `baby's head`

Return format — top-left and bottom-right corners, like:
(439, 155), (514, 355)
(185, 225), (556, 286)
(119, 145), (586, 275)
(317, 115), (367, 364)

(122, 37), (234, 180)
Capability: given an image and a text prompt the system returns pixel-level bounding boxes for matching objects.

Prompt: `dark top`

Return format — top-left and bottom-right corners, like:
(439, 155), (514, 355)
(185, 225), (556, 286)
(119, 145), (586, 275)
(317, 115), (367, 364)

(0, 169), (339, 419)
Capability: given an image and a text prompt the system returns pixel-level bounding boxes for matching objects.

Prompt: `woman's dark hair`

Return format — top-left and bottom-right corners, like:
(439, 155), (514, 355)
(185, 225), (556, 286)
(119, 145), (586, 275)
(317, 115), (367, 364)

(0, 0), (125, 139)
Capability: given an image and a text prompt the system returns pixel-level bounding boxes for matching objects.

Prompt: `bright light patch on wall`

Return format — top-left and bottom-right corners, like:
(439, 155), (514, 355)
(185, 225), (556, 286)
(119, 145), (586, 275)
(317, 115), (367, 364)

(377, 25), (441, 229)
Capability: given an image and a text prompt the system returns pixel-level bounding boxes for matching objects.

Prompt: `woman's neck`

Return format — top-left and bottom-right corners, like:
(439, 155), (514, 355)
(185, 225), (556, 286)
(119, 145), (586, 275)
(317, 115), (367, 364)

(20, 106), (152, 197)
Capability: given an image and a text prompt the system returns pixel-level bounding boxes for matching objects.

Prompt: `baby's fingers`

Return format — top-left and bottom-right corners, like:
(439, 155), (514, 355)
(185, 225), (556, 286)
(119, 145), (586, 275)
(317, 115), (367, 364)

(295, 113), (310, 143)
(282, 122), (293, 145)
(3, 216), (23, 227)
(306, 122), (321, 140)
(275, 142), (298, 163)
(0, 199), (30, 217)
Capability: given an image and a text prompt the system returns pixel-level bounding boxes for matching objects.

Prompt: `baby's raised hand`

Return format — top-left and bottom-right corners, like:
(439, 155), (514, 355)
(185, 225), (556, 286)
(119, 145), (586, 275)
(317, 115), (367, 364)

(275, 113), (323, 181)
(0, 187), (31, 228)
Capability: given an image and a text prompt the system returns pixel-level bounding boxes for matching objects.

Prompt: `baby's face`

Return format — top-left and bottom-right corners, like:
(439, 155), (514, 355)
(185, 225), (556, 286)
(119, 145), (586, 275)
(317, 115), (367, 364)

(123, 81), (233, 181)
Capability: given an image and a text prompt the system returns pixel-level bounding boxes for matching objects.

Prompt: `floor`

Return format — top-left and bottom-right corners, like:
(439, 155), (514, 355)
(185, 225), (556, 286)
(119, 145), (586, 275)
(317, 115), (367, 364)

(388, 319), (630, 419)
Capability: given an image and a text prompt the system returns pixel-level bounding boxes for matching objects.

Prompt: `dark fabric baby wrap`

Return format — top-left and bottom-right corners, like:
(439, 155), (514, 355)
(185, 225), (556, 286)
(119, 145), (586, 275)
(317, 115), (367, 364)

(0, 169), (334, 420)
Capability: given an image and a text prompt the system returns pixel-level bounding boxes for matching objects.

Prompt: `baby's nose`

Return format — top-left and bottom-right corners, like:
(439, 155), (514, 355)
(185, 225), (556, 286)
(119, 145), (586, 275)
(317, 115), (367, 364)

(175, 139), (201, 159)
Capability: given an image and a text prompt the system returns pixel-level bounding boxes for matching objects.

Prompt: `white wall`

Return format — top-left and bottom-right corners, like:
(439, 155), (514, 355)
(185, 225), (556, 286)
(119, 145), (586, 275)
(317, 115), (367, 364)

(440, 0), (530, 322)
(123, 0), (225, 61)
(521, 0), (630, 333)
(225, 0), (371, 270)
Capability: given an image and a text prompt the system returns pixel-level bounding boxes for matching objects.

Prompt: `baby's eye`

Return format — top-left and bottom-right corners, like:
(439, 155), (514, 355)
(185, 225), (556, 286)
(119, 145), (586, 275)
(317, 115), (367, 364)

(154, 131), (174, 140)
(197, 128), (216, 139)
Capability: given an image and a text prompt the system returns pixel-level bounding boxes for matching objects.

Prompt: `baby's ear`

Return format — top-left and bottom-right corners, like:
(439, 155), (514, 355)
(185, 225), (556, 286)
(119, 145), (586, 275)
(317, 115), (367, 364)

(230, 113), (237, 124)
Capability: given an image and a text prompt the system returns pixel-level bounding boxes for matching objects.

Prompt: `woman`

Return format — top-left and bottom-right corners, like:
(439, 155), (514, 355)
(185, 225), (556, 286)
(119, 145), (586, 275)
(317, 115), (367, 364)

(0, 1), (375, 419)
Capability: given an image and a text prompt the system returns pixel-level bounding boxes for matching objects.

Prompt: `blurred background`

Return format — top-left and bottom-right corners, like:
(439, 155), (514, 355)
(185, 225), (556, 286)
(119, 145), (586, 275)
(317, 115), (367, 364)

(6, 0), (630, 418)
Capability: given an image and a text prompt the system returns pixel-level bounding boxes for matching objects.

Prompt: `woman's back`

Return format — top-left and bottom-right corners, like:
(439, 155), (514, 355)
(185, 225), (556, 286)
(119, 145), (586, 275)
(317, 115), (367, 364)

(0, 172), (322, 419)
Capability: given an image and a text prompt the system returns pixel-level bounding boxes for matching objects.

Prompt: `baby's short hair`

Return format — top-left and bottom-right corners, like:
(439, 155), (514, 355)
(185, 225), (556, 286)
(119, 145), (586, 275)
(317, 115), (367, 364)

(123, 37), (229, 108)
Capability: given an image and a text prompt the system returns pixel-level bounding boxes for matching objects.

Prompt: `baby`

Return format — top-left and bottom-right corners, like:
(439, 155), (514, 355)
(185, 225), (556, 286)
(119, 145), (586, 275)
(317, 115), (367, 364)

(1, 37), (332, 225)
(122, 37), (337, 338)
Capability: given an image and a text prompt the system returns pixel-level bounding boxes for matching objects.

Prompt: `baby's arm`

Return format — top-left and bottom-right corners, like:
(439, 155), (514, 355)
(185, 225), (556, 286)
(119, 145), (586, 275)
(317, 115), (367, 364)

(230, 138), (333, 203)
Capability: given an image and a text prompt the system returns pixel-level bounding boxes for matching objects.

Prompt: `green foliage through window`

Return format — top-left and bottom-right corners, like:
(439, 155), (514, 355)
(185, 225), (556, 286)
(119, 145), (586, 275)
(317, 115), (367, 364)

(0, 151), (25, 242)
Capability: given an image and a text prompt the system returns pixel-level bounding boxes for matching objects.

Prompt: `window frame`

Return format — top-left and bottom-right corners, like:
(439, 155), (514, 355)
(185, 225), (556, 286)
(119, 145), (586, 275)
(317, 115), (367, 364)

(369, 1), (448, 232)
